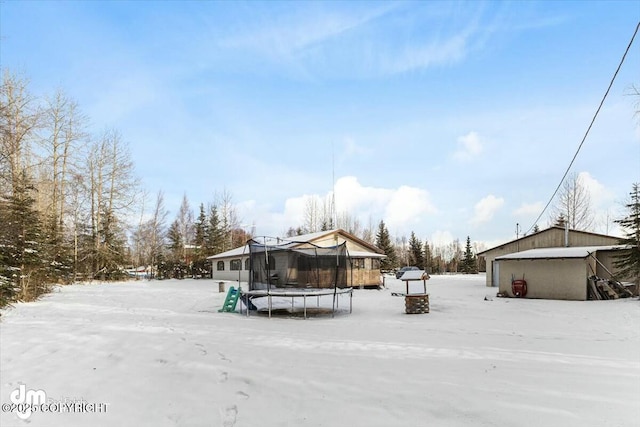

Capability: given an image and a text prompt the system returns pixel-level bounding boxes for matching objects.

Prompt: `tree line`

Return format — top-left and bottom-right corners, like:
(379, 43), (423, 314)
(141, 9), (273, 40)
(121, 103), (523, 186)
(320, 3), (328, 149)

(3, 68), (637, 307)
(130, 190), (250, 280)
(1, 71), (139, 305)
(372, 222), (481, 275)
(0, 70), (247, 306)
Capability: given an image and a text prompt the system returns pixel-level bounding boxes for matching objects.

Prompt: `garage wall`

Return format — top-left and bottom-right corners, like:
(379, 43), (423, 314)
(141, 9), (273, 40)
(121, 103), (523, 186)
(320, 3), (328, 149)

(481, 228), (619, 287)
(497, 258), (589, 300)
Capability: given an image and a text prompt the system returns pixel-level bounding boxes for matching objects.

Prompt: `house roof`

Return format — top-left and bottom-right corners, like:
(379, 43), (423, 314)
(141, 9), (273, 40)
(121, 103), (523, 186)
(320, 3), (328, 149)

(294, 228), (383, 254)
(478, 226), (621, 256)
(495, 245), (628, 260)
(207, 245), (251, 260)
(349, 250), (387, 259)
(207, 228), (384, 260)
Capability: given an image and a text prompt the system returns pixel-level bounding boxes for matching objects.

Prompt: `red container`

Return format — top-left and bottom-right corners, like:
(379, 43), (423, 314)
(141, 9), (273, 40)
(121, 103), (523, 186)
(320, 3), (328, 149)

(512, 279), (527, 297)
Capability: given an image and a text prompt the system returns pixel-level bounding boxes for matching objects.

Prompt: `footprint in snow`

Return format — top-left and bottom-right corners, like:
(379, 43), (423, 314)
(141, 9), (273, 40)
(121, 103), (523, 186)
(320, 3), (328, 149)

(221, 404), (237, 427)
(195, 343), (207, 355)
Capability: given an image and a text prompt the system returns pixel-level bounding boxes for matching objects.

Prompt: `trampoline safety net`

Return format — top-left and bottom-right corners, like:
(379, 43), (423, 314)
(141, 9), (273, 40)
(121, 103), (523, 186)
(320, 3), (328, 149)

(247, 239), (348, 292)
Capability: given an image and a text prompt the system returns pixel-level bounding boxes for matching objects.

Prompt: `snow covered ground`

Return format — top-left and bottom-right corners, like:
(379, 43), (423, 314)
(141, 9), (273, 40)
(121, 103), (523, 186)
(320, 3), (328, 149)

(1, 274), (638, 427)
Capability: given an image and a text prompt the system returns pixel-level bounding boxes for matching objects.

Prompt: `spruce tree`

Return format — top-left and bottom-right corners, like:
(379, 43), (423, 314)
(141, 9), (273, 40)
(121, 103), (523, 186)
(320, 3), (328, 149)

(423, 240), (433, 273)
(462, 236), (477, 274)
(614, 183), (640, 291)
(408, 232), (424, 267)
(0, 172), (48, 302)
(167, 220), (183, 262)
(194, 203), (208, 258)
(207, 205), (224, 255)
(375, 220), (397, 271)
(0, 197), (19, 306)
(97, 209), (127, 280)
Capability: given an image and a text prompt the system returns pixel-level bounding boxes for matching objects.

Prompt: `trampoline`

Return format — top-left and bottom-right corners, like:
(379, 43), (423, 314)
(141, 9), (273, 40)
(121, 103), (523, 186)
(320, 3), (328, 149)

(241, 287), (353, 318)
(240, 237), (353, 319)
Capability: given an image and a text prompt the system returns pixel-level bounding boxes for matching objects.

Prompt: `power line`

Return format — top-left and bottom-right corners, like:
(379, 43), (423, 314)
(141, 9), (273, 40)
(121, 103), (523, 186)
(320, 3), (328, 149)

(526, 20), (640, 235)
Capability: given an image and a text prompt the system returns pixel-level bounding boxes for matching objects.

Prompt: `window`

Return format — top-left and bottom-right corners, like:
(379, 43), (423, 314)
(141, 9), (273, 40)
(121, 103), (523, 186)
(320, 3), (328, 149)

(230, 259), (241, 271)
(353, 258), (365, 269)
(217, 261), (224, 271)
(244, 258), (250, 270)
(372, 258), (381, 270)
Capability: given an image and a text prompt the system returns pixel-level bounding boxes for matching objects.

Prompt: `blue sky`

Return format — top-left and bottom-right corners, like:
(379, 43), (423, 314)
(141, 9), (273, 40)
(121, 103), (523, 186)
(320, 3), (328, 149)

(2, 1), (639, 248)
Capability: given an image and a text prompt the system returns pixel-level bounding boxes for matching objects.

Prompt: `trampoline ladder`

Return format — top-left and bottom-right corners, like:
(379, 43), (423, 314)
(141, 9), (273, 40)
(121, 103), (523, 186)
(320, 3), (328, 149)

(218, 286), (240, 312)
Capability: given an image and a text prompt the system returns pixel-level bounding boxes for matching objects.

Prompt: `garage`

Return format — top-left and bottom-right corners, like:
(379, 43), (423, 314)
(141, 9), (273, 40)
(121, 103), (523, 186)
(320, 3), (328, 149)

(494, 245), (631, 300)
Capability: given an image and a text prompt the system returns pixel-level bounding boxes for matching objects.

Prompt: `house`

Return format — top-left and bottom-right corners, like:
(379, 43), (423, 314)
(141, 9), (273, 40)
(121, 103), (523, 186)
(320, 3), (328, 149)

(494, 245), (631, 300)
(478, 226), (621, 287)
(207, 229), (386, 288)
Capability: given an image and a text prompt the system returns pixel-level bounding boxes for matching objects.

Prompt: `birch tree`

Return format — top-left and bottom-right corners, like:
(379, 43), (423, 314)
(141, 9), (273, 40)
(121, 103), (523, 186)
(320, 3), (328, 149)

(85, 130), (138, 278)
(0, 70), (40, 196)
(217, 189), (240, 250)
(550, 172), (594, 231)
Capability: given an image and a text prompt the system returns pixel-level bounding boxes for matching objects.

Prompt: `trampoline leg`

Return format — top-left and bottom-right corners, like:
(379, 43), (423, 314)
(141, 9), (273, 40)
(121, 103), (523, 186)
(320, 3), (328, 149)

(350, 291), (353, 313)
(304, 295), (307, 319)
(268, 295), (272, 318)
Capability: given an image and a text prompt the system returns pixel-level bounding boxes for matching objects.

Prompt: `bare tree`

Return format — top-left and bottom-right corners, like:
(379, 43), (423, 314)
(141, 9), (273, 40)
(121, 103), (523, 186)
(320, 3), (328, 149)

(549, 172), (594, 231)
(31, 89), (88, 277)
(84, 130), (138, 277)
(175, 194), (194, 262)
(216, 189), (240, 250)
(360, 216), (376, 244)
(148, 191), (168, 273)
(39, 89), (86, 231)
(321, 195), (334, 230)
(336, 211), (361, 236)
(67, 172), (89, 279)
(628, 84), (640, 124)
(0, 70), (41, 196)
(132, 190), (168, 276)
(303, 196), (321, 233)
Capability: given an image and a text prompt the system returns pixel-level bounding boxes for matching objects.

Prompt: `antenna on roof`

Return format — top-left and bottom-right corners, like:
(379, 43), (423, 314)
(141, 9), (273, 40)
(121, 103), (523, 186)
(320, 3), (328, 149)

(332, 141), (337, 231)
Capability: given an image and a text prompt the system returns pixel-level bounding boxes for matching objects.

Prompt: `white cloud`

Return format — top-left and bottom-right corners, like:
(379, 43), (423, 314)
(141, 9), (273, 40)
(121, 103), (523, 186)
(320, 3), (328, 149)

(383, 185), (437, 231)
(382, 33), (469, 74)
(430, 230), (454, 246)
(249, 176), (437, 236)
(513, 201), (543, 217)
(333, 177), (436, 230)
(578, 171), (614, 209)
(470, 194), (504, 225)
(453, 131), (483, 162)
(219, 5), (396, 62)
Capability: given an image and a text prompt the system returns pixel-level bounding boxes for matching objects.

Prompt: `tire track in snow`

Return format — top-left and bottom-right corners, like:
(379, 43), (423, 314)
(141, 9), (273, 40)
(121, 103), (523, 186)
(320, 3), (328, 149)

(250, 336), (640, 370)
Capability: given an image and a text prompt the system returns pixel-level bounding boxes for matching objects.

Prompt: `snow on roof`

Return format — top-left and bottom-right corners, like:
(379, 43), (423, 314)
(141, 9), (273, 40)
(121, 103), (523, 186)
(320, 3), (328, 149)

(207, 246), (386, 260)
(349, 250), (387, 259)
(495, 245), (628, 260)
(207, 229), (384, 260)
(207, 245), (250, 260)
